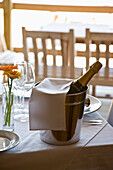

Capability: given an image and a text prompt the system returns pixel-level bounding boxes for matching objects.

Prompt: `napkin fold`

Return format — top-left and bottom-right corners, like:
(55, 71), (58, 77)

(29, 78), (73, 130)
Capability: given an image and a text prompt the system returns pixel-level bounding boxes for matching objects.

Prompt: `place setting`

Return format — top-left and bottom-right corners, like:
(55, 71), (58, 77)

(82, 94), (103, 125)
(0, 130), (20, 152)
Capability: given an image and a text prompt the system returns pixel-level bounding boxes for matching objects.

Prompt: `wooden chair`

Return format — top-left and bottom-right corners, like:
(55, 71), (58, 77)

(85, 28), (113, 97)
(22, 27), (83, 82)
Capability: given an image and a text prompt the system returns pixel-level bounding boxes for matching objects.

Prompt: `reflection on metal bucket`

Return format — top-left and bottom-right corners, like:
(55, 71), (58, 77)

(40, 87), (87, 145)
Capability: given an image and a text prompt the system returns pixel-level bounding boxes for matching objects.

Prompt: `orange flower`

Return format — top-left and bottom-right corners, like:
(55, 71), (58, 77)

(0, 65), (21, 80)
(0, 65), (18, 71)
(3, 70), (21, 79)
(1, 65), (21, 127)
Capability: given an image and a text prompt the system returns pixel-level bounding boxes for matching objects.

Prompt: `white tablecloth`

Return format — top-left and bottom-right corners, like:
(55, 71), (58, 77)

(4, 112), (106, 154)
(41, 22), (113, 38)
(0, 99), (113, 169)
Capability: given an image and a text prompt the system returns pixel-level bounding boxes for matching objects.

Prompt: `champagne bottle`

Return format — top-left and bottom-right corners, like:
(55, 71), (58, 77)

(68, 61), (102, 94)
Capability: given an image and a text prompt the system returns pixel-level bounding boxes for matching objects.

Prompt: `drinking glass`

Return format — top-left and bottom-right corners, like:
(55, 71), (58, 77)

(24, 63), (35, 114)
(14, 61), (28, 122)
(24, 62), (35, 92)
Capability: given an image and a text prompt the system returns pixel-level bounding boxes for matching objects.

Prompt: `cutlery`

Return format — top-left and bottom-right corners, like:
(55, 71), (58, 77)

(82, 122), (103, 125)
(82, 119), (103, 125)
(83, 119), (103, 123)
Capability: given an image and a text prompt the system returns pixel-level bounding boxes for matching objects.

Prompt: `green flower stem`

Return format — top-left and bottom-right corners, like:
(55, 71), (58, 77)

(4, 100), (9, 125)
(4, 85), (9, 126)
(4, 78), (14, 127)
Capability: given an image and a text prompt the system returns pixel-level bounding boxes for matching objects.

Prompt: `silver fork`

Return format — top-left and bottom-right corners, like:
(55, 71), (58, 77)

(82, 119), (103, 125)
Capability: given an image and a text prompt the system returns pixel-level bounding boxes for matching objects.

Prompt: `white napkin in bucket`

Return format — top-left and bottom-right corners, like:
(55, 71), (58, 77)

(29, 78), (73, 130)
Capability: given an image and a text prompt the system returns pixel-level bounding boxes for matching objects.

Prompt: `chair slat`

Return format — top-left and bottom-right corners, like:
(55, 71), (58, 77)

(95, 41), (100, 78)
(51, 39), (56, 77)
(32, 37), (38, 79)
(95, 41), (100, 60)
(61, 39), (67, 77)
(22, 27), (29, 62)
(69, 29), (75, 78)
(42, 38), (47, 78)
(105, 42), (110, 78)
(85, 29), (91, 70)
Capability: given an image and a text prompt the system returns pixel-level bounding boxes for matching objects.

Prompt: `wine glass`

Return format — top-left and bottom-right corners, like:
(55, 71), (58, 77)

(24, 63), (35, 114)
(24, 62), (35, 93)
(14, 61), (28, 122)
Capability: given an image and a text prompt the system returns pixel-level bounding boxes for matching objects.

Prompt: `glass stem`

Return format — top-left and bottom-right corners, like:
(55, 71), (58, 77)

(18, 88), (25, 113)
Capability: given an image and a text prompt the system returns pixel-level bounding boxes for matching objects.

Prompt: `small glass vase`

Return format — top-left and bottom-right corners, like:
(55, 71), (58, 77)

(2, 87), (14, 132)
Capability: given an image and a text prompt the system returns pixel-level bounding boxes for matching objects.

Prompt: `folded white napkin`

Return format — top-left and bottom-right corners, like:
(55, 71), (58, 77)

(29, 78), (73, 130)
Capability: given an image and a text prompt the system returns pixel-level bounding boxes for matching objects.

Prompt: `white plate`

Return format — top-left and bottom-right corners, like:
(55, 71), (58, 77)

(0, 130), (20, 152)
(84, 94), (101, 114)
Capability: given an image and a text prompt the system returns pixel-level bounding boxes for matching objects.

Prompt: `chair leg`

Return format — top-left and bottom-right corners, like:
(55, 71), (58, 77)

(92, 85), (96, 96)
(87, 85), (90, 94)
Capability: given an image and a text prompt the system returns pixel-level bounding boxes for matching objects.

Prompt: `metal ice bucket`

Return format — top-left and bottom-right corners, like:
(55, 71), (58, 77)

(40, 87), (88, 145)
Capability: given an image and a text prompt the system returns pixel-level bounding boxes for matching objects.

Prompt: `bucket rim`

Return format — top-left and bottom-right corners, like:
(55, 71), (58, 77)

(67, 86), (88, 96)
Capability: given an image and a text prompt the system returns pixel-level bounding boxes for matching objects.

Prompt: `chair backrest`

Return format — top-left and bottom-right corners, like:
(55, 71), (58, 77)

(22, 27), (82, 82)
(85, 28), (113, 80)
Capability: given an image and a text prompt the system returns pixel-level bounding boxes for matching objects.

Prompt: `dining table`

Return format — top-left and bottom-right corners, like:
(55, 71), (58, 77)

(0, 96), (113, 170)
(41, 21), (113, 43)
